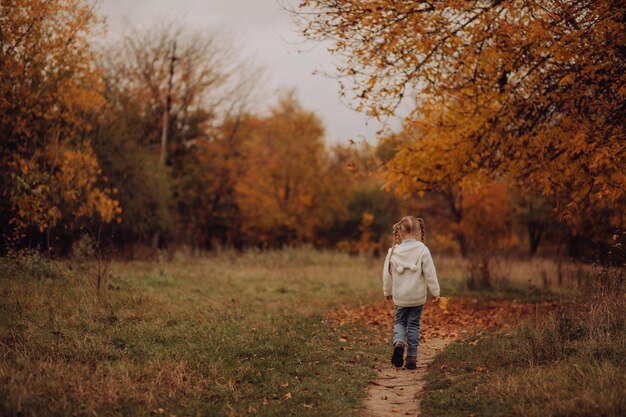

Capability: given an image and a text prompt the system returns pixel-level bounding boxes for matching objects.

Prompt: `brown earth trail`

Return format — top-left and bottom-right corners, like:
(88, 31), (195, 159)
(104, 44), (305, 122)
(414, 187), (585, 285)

(363, 337), (451, 417)
(327, 298), (558, 417)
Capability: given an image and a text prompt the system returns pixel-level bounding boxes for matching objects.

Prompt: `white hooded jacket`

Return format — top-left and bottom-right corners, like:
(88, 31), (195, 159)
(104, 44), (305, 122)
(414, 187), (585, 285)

(382, 239), (440, 307)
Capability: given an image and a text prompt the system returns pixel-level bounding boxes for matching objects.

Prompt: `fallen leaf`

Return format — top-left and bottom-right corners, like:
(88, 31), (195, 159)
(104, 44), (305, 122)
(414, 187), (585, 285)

(284, 392), (292, 400)
(325, 298), (559, 345)
(437, 296), (449, 312)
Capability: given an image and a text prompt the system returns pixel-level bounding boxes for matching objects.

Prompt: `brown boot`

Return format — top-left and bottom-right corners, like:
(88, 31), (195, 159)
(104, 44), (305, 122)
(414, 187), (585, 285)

(405, 355), (417, 369)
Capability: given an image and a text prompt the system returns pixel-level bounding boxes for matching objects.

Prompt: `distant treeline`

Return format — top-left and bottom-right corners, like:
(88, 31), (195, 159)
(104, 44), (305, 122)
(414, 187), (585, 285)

(1, 1), (623, 262)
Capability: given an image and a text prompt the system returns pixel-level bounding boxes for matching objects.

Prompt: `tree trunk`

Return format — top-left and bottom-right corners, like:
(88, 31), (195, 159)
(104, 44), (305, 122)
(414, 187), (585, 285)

(528, 222), (543, 257)
(456, 233), (468, 257)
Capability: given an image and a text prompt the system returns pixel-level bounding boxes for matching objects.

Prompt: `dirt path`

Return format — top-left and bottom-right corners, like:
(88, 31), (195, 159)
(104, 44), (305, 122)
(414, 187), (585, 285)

(327, 298), (558, 417)
(363, 338), (451, 417)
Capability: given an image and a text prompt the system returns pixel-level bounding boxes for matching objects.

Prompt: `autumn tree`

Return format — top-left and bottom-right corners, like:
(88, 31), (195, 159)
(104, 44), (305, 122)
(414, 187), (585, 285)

(295, 0), (626, 246)
(511, 192), (553, 257)
(172, 73), (259, 249)
(316, 141), (401, 251)
(174, 113), (251, 249)
(0, 0), (119, 253)
(377, 129), (472, 255)
(235, 92), (345, 246)
(461, 182), (515, 288)
(91, 82), (173, 253)
(96, 23), (257, 250)
(103, 23), (247, 156)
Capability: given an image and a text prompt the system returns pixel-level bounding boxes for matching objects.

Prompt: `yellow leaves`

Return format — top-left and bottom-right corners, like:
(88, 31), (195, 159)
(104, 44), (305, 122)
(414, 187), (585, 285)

(367, 75), (377, 89)
(8, 142), (120, 233)
(437, 296), (449, 313)
(526, 19), (548, 43)
(235, 92), (342, 244)
(2, 0), (115, 236)
(93, 190), (123, 223)
(461, 182), (515, 251)
(298, 0), (626, 231)
(339, 211), (379, 254)
(360, 212), (374, 229)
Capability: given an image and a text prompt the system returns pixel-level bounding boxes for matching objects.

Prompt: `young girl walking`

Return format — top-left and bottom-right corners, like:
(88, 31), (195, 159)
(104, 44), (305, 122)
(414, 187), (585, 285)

(383, 216), (441, 369)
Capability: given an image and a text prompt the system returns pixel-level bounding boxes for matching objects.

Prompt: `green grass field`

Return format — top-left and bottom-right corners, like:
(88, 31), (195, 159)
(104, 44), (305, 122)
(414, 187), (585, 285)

(0, 250), (389, 417)
(1, 249), (623, 417)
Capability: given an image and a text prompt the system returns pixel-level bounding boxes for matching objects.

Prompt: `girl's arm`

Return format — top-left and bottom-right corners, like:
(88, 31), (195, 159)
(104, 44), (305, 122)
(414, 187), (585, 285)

(382, 248), (393, 298)
(422, 248), (440, 298)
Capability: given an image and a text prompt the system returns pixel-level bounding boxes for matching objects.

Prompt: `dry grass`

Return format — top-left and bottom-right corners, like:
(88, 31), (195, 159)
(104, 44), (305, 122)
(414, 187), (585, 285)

(436, 254), (596, 298)
(422, 280), (626, 417)
(0, 249), (386, 417)
(2, 248), (619, 417)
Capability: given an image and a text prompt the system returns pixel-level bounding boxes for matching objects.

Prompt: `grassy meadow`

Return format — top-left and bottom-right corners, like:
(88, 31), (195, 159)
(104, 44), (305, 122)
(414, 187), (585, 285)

(421, 268), (626, 417)
(0, 248), (623, 417)
(0, 249), (389, 417)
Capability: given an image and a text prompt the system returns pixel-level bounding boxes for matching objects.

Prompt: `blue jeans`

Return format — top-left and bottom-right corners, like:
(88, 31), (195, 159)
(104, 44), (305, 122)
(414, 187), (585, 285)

(393, 305), (424, 356)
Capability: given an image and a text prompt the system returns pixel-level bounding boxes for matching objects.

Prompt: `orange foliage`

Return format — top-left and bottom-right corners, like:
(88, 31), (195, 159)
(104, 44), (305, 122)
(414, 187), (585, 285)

(337, 211), (379, 254)
(235, 92), (345, 244)
(328, 299), (558, 342)
(460, 182), (516, 253)
(298, 0), (626, 230)
(9, 144), (121, 233)
(0, 0), (119, 237)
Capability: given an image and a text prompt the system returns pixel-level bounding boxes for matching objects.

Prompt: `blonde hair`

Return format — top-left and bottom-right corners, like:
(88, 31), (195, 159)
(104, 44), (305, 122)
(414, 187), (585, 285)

(389, 216), (425, 274)
(392, 216), (425, 245)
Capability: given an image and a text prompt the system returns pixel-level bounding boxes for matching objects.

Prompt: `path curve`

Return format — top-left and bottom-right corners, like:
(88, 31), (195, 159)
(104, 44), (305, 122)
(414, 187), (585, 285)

(327, 299), (558, 417)
(362, 338), (451, 417)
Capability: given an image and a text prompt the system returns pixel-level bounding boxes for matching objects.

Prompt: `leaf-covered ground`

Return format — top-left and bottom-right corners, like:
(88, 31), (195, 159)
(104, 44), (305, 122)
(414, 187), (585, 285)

(327, 297), (558, 342)
(329, 291), (625, 417)
(327, 296), (561, 416)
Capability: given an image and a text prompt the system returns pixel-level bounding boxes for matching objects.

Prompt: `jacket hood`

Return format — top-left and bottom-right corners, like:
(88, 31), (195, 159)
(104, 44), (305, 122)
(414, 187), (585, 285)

(390, 241), (429, 271)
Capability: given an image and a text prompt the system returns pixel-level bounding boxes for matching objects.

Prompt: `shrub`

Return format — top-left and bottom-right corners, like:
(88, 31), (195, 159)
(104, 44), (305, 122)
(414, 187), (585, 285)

(0, 249), (67, 281)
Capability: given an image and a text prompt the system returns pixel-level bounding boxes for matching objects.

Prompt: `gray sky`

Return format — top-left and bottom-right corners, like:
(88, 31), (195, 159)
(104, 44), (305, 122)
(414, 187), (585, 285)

(93, 0), (401, 144)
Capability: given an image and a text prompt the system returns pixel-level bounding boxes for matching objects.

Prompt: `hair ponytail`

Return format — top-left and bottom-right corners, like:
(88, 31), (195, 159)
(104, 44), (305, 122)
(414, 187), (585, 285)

(392, 222), (401, 245)
(417, 217), (425, 244)
(389, 222), (401, 274)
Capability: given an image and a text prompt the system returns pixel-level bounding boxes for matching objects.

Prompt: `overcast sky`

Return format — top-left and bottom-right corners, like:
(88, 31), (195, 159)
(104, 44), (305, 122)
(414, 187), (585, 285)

(93, 0), (402, 144)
